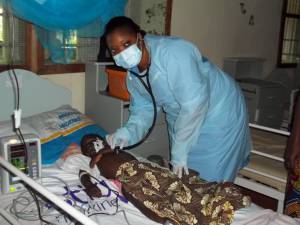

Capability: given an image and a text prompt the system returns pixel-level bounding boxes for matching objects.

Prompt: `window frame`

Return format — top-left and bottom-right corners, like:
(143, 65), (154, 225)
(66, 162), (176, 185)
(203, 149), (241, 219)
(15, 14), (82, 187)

(0, 15), (86, 74)
(0, 17), (32, 72)
(36, 40), (85, 75)
(277, 0), (300, 68)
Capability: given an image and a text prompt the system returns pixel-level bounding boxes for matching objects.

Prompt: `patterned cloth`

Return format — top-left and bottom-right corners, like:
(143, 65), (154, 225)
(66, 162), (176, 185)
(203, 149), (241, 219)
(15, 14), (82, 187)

(284, 173), (300, 217)
(115, 160), (251, 225)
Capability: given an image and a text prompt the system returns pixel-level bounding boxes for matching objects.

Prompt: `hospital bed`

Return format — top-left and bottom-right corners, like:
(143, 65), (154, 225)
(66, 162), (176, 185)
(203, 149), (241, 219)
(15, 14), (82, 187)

(235, 124), (289, 213)
(0, 69), (299, 225)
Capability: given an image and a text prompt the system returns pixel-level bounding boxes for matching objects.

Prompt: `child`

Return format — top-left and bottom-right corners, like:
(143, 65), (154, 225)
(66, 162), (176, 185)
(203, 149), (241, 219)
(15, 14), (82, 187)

(79, 134), (251, 225)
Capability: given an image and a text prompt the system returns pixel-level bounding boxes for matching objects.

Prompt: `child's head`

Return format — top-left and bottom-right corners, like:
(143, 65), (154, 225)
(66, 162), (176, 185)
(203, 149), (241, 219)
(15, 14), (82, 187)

(80, 134), (105, 157)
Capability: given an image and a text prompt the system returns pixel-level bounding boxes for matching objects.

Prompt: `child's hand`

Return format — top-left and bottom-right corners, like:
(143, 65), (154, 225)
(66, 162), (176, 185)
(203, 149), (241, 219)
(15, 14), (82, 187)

(85, 183), (102, 199)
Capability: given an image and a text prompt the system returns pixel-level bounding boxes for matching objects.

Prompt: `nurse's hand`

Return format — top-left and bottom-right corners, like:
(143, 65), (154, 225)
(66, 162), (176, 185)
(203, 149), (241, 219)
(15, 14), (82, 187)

(106, 133), (128, 150)
(172, 164), (189, 179)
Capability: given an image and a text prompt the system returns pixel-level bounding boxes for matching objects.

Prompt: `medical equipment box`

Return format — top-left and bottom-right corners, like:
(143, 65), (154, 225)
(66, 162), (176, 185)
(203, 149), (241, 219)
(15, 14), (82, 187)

(0, 134), (41, 193)
(223, 57), (265, 79)
(238, 78), (287, 129)
(106, 66), (130, 101)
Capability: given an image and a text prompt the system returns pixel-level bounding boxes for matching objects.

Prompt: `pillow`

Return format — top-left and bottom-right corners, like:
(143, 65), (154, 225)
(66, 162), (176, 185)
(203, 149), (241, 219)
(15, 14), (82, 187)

(0, 120), (37, 137)
(56, 143), (99, 177)
(22, 105), (107, 165)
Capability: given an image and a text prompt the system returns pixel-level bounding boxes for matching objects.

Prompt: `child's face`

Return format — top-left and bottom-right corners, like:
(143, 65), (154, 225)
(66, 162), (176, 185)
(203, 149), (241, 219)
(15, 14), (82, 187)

(82, 137), (102, 157)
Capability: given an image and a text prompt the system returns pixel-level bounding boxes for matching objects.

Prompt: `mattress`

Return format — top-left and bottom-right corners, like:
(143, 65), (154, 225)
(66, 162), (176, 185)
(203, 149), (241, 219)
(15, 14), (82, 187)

(0, 158), (299, 225)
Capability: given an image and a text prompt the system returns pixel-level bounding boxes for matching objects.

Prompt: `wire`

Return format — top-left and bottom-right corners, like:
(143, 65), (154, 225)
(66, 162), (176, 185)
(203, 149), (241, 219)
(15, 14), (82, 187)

(8, 174), (132, 225)
(6, 2), (31, 176)
(27, 188), (57, 225)
(118, 70), (157, 151)
(7, 1), (24, 153)
(15, 128), (28, 172)
(8, 190), (60, 223)
(10, 193), (39, 221)
(7, 8), (38, 223)
(88, 175), (132, 225)
(6, 2), (20, 110)
(3, 3), (129, 225)
(10, 69), (20, 110)
(7, 69), (20, 110)
(7, 176), (74, 225)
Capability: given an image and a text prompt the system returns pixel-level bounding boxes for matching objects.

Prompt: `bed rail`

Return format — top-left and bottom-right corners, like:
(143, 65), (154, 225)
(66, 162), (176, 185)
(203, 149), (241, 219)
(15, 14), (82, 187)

(249, 123), (290, 162)
(0, 156), (99, 225)
(235, 123), (290, 213)
(249, 123), (290, 136)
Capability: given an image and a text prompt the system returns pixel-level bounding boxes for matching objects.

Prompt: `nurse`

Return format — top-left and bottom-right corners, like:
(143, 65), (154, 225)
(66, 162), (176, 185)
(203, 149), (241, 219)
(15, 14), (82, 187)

(104, 16), (251, 182)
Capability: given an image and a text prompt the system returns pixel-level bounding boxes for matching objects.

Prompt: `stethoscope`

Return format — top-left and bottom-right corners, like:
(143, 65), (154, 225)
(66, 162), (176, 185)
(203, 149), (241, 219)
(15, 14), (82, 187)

(115, 68), (157, 151)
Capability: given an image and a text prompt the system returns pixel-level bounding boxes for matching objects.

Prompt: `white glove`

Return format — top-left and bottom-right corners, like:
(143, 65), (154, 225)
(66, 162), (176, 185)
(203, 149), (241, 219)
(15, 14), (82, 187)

(172, 164), (189, 179)
(105, 134), (128, 150)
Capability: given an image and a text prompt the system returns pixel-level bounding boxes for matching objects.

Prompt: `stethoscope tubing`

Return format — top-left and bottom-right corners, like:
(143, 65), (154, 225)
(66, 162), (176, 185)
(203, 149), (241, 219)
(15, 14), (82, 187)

(116, 69), (157, 151)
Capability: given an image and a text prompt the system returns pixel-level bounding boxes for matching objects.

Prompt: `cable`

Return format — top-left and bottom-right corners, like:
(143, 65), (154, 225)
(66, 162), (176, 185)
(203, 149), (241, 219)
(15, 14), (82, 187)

(27, 188), (57, 225)
(0, 208), (22, 225)
(8, 190), (59, 222)
(15, 128), (28, 172)
(8, 69), (20, 110)
(7, 176), (74, 225)
(6, 4), (32, 211)
(88, 175), (132, 225)
(10, 193), (39, 221)
(6, 1), (24, 141)
(7, 174), (131, 225)
(6, 13), (38, 225)
(6, 2), (20, 110)
(118, 69), (157, 151)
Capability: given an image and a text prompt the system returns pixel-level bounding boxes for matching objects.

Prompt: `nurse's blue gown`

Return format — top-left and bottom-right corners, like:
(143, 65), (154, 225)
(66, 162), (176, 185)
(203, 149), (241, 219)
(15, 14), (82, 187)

(114, 35), (251, 182)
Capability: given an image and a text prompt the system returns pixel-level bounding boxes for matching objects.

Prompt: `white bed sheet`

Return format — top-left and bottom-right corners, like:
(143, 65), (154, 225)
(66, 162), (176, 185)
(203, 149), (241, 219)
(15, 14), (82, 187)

(42, 160), (300, 225)
(1, 159), (299, 225)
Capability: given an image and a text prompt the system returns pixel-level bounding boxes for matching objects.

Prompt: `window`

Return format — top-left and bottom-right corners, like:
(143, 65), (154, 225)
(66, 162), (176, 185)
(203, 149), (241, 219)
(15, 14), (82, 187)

(278, 0), (300, 67)
(0, 5), (27, 68)
(37, 31), (100, 74)
(0, 4), (100, 74)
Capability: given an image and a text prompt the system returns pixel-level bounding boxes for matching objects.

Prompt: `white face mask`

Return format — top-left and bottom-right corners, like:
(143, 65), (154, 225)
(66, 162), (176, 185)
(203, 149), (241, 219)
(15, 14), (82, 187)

(113, 39), (142, 69)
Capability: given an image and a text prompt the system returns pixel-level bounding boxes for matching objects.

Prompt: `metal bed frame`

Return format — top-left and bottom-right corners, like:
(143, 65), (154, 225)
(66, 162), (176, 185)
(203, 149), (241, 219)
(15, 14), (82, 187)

(234, 123), (290, 213)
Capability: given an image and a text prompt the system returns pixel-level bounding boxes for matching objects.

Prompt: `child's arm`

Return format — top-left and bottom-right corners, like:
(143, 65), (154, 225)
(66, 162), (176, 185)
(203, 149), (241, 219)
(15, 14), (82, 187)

(79, 169), (102, 199)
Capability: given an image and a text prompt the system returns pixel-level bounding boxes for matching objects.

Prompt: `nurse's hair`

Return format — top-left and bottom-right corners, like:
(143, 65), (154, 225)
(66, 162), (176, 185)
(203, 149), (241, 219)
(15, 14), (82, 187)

(104, 16), (146, 37)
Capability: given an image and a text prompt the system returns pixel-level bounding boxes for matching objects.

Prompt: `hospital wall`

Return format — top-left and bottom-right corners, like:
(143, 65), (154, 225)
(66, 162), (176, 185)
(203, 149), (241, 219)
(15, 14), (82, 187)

(171, 0), (283, 77)
(41, 73), (85, 113)
(39, 0), (284, 113)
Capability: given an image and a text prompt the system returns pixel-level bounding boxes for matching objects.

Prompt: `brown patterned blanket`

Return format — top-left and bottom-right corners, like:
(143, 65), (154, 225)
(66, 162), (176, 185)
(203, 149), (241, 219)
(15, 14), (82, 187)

(116, 160), (251, 225)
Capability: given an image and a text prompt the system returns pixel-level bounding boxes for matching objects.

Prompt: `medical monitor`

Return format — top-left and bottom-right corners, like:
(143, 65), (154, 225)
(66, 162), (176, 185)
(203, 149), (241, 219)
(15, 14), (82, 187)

(0, 134), (41, 193)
